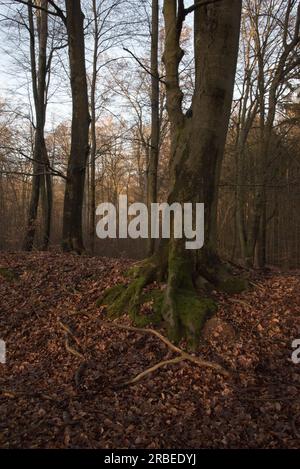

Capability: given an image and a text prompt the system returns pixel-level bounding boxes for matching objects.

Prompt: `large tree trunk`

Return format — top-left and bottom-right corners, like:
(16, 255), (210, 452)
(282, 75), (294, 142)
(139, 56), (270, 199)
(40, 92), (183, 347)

(62, 0), (90, 253)
(147, 0), (160, 256)
(100, 0), (243, 347)
(162, 0), (243, 342)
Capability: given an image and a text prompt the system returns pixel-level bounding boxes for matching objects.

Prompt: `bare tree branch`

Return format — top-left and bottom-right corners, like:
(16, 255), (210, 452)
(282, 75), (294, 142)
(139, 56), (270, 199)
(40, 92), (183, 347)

(123, 47), (166, 85)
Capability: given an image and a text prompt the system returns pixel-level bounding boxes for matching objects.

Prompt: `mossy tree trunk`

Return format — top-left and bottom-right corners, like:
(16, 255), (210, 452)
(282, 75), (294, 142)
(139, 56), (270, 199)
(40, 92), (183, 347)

(101, 0), (243, 347)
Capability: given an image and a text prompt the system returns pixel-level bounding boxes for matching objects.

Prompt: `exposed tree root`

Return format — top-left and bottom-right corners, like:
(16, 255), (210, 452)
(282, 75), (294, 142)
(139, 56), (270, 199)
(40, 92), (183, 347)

(97, 255), (165, 326)
(123, 356), (185, 386)
(97, 245), (248, 348)
(98, 320), (230, 386)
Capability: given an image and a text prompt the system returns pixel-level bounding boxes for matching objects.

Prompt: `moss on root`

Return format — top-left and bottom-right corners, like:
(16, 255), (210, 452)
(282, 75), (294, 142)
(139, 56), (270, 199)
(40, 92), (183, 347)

(99, 277), (146, 317)
(161, 243), (218, 349)
(96, 247), (247, 348)
(97, 281), (164, 327)
(213, 263), (248, 294)
(96, 257), (165, 327)
(96, 284), (126, 308)
(134, 289), (164, 327)
(171, 289), (217, 349)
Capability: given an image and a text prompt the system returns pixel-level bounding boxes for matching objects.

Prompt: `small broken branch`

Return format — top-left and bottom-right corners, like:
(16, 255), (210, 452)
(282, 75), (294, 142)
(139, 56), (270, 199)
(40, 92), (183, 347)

(58, 320), (81, 347)
(64, 334), (85, 360)
(58, 320), (84, 360)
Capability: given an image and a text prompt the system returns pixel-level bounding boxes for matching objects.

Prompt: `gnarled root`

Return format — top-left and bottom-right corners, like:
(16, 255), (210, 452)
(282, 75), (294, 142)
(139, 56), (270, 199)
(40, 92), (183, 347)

(98, 320), (230, 387)
(97, 243), (247, 347)
(162, 242), (217, 349)
(196, 248), (249, 294)
(97, 253), (166, 326)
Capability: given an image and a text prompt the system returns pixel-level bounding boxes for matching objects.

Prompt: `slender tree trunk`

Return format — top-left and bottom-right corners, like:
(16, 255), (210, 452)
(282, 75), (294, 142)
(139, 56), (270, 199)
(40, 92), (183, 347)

(62, 0), (90, 253)
(23, 0), (50, 251)
(147, 0), (160, 256)
(89, 0), (99, 254)
(41, 141), (53, 250)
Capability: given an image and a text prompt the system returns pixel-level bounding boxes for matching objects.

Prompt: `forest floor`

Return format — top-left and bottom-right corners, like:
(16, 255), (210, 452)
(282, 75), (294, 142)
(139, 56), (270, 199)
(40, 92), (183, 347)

(0, 251), (300, 449)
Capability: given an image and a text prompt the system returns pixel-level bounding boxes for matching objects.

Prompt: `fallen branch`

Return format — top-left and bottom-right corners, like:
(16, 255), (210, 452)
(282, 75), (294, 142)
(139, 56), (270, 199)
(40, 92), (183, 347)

(58, 320), (81, 347)
(58, 319), (85, 360)
(64, 334), (85, 360)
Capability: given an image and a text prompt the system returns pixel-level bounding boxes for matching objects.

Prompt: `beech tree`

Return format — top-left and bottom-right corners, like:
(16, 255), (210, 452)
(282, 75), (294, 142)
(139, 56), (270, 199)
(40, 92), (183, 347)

(61, 0), (90, 252)
(100, 0), (243, 347)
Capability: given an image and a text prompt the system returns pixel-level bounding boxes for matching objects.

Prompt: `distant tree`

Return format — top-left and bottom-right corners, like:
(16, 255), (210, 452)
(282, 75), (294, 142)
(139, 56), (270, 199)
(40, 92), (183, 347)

(231, 0), (300, 267)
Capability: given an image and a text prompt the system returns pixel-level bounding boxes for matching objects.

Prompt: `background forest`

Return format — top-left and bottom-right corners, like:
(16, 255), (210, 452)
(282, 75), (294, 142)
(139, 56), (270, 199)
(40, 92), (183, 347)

(0, 0), (299, 268)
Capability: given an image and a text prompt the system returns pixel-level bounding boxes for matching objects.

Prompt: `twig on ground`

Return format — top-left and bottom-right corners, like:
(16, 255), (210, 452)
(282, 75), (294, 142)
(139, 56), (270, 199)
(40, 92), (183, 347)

(58, 320), (81, 347)
(64, 334), (85, 360)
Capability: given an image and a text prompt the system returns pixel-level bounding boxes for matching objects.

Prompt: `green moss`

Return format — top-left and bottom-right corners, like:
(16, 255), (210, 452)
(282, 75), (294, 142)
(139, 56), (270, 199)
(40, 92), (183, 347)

(0, 267), (18, 281)
(168, 244), (194, 291)
(124, 265), (140, 279)
(96, 284), (126, 308)
(163, 243), (219, 348)
(175, 290), (217, 349)
(219, 277), (248, 294)
(135, 289), (164, 326)
(195, 275), (214, 293)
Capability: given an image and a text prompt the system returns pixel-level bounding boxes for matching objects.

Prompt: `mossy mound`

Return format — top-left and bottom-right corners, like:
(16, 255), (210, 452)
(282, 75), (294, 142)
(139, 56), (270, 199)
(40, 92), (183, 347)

(96, 284), (126, 308)
(219, 277), (248, 294)
(96, 282), (164, 327)
(96, 251), (247, 348)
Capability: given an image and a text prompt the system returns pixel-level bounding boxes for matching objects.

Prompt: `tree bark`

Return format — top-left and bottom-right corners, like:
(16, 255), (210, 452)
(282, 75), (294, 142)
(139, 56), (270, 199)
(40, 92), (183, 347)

(62, 0), (90, 253)
(161, 0), (243, 343)
(100, 0), (244, 348)
(23, 0), (52, 251)
(147, 0), (160, 256)
(89, 0), (99, 254)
